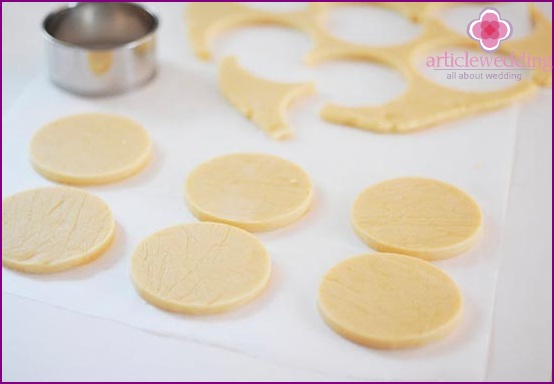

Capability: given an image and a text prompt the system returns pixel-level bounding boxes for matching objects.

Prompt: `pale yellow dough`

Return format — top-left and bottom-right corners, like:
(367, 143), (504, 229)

(186, 3), (550, 132)
(185, 153), (313, 232)
(31, 113), (151, 185)
(318, 253), (463, 349)
(219, 57), (315, 139)
(131, 222), (271, 315)
(2, 187), (115, 274)
(352, 177), (482, 260)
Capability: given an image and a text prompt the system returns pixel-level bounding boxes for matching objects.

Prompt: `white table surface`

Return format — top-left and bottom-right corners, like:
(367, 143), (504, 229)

(2, 2), (552, 381)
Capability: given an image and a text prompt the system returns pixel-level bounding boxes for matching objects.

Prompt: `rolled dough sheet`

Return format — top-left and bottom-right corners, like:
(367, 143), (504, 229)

(352, 177), (482, 260)
(318, 253), (463, 349)
(185, 3), (548, 133)
(131, 222), (271, 315)
(185, 153), (313, 232)
(2, 186), (115, 274)
(30, 113), (151, 185)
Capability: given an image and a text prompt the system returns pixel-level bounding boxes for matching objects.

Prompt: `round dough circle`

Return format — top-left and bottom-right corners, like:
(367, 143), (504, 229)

(352, 177), (482, 260)
(318, 253), (463, 349)
(131, 222), (271, 314)
(2, 187), (115, 274)
(185, 153), (313, 232)
(30, 113), (151, 185)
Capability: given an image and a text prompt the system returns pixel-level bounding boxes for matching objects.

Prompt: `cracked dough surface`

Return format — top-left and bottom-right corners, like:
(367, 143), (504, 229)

(2, 187), (115, 274)
(31, 113), (151, 185)
(352, 177), (482, 260)
(131, 222), (271, 315)
(185, 153), (313, 232)
(318, 253), (463, 349)
(219, 56), (315, 140)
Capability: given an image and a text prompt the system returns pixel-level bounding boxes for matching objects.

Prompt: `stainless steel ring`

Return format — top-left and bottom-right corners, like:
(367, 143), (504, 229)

(42, 2), (159, 96)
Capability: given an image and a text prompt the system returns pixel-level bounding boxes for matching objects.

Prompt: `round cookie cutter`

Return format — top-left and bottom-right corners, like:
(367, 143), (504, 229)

(42, 2), (159, 96)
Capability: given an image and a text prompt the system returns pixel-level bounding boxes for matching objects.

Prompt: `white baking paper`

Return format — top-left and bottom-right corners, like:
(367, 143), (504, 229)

(2, 2), (545, 381)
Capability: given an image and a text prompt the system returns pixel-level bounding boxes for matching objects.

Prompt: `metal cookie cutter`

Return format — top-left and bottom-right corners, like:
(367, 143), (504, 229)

(43, 2), (159, 96)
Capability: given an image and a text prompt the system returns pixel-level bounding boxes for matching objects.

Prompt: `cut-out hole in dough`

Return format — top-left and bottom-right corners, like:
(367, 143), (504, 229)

(439, 3), (533, 40)
(314, 60), (407, 107)
(215, 26), (312, 82)
(186, 2), (549, 135)
(417, 48), (532, 93)
(241, 2), (308, 13)
(535, 2), (553, 21)
(326, 4), (422, 47)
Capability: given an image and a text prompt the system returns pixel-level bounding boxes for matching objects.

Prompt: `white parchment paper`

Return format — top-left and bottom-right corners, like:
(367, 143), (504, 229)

(2, 2), (544, 380)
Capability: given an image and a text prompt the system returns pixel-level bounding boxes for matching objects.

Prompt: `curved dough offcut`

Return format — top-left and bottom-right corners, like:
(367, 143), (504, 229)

(185, 3), (549, 133)
(219, 57), (315, 139)
(31, 113), (151, 185)
(318, 253), (463, 349)
(131, 222), (271, 315)
(185, 153), (313, 232)
(352, 177), (482, 260)
(2, 187), (115, 274)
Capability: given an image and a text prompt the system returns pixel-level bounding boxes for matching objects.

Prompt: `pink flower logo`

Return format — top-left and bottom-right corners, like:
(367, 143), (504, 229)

(468, 8), (512, 52)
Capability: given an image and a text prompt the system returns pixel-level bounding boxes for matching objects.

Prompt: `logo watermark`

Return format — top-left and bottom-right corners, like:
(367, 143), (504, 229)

(467, 7), (512, 52)
(425, 8), (552, 83)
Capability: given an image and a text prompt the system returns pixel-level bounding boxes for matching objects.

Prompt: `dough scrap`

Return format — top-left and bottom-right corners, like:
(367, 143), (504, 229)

(185, 2), (320, 61)
(185, 153), (313, 232)
(30, 113), (151, 185)
(374, 2), (452, 23)
(502, 4), (552, 88)
(185, 3), (550, 133)
(318, 253), (463, 349)
(2, 187), (115, 274)
(219, 57), (315, 139)
(131, 222), (271, 315)
(305, 4), (537, 133)
(352, 177), (482, 260)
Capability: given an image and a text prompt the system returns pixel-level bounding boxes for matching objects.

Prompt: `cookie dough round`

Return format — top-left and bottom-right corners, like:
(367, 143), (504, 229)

(352, 177), (482, 260)
(2, 186), (115, 274)
(185, 153), (313, 232)
(131, 222), (271, 314)
(30, 113), (151, 185)
(318, 253), (463, 349)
